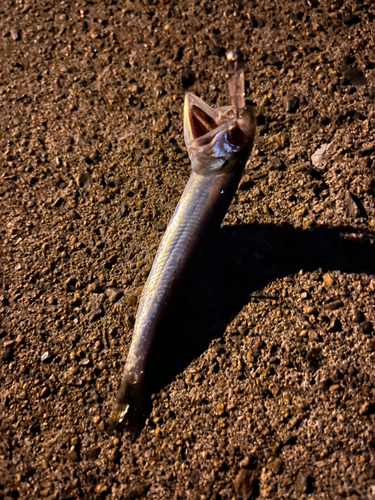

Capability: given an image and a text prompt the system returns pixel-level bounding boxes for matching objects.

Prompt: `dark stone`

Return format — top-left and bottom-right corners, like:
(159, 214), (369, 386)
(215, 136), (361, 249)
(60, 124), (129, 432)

(328, 317), (342, 332)
(77, 171), (90, 187)
(239, 180), (254, 191)
(343, 67), (367, 87)
(343, 54), (356, 66)
(269, 157), (285, 171)
(295, 472), (315, 494)
(353, 309), (364, 323)
(173, 46), (184, 61)
(320, 115), (331, 125)
(86, 446), (101, 460)
(52, 197), (64, 207)
(128, 96), (143, 108)
(65, 276), (77, 291)
(1, 348), (13, 362)
(343, 14), (361, 26)
(307, 347), (323, 368)
(305, 166), (322, 179)
(211, 46), (226, 57)
(190, 469), (200, 485)
(285, 95), (299, 113)
(124, 482), (151, 500)
(157, 67), (167, 77)
(358, 146), (375, 157)
(105, 254), (118, 269)
(359, 321), (373, 335)
(268, 54), (282, 66)
(181, 68), (195, 88)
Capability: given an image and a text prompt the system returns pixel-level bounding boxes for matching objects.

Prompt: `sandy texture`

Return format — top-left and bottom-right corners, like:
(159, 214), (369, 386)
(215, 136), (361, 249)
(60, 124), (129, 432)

(1, 0), (375, 498)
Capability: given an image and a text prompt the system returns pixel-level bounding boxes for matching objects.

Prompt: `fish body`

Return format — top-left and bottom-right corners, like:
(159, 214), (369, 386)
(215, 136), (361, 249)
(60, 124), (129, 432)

(112, 91), (256, 425)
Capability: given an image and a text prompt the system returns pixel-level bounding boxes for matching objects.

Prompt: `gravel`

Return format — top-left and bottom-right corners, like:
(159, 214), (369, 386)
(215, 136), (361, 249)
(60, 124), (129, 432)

(1, 0), (374, 498)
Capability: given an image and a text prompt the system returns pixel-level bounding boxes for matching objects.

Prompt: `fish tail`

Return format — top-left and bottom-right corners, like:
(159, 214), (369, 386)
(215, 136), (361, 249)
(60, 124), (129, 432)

(111, 375), (144, 430)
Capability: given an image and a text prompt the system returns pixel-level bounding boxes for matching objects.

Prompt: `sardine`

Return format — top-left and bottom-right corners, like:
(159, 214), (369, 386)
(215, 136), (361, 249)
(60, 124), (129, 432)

(112, 51), (256, 426)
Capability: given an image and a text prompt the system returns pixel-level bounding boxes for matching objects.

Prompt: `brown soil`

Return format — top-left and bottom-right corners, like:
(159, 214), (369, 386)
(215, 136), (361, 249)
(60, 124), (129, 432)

(1, 0), (375, 499)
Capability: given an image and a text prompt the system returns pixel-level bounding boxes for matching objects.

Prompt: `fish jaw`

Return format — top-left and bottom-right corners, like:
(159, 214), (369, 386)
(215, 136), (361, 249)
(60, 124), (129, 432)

(183, 92), (256, 176)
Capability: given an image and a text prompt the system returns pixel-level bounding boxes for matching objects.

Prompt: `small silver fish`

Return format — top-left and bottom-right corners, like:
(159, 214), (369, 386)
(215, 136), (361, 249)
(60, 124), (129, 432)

(112, 51), (256, 426)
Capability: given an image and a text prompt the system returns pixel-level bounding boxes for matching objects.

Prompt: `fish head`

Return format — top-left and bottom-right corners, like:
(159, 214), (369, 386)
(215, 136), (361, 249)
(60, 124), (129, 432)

(184, 93), (256, 176)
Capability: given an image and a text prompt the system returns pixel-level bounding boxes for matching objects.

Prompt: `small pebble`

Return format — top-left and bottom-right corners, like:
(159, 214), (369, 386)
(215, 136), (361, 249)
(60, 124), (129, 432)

(308, 330), (319, 342)
(95, 484), (108, 494)
(237, 325), (248, 335)
(68, 376), (83, 386)
(345, 191), (366, 218)
(215, 402), (225, 417)
(269, 157), (285, 171)
(359, 401), (371, 415)
(127, 294), (137, 306)
(88, 281), (101, 293)
(40, 386), (50, 398)
(41, 350), (54, 363)
(322, 272), (335, 289)
(153, 113), (170, 134)
(130, 83), (141, 95)
(270, 457), (283, 474)
(106, 448), (120, 462)
(325, 299), (343, 310)
(10, 27), (21, 41)
(98, 360), (107, 370)
(155, 86), (165, 98)
(245, 351), (255, 364)
(69, 351), (77, 361)
(234, 469), (258, 500)
(89, 307), (103, 322)
(105, 288), (123, 303)
(67, 448), (79, 462)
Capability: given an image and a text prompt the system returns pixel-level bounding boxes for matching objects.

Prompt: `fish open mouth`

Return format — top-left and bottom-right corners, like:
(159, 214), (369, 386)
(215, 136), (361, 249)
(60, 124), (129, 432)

(183, 91), (256, 175)
(189, 104), (218, 139)
(183, 92), (227, 148)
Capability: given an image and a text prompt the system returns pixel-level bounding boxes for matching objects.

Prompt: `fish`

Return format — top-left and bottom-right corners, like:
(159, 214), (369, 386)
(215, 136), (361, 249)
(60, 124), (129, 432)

(112, 54), (256, 427)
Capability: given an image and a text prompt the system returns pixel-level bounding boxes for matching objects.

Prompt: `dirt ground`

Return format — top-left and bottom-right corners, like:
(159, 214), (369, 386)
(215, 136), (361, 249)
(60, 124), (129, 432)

(1, 0), (375, 499)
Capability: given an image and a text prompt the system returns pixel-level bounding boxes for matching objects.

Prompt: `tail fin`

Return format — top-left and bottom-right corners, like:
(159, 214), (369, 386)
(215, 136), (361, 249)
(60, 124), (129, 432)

(111, 377), (145, 432)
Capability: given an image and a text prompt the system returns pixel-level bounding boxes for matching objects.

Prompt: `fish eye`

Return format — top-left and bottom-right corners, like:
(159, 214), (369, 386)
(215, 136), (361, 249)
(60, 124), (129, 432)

(227, 123), (245, 146)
